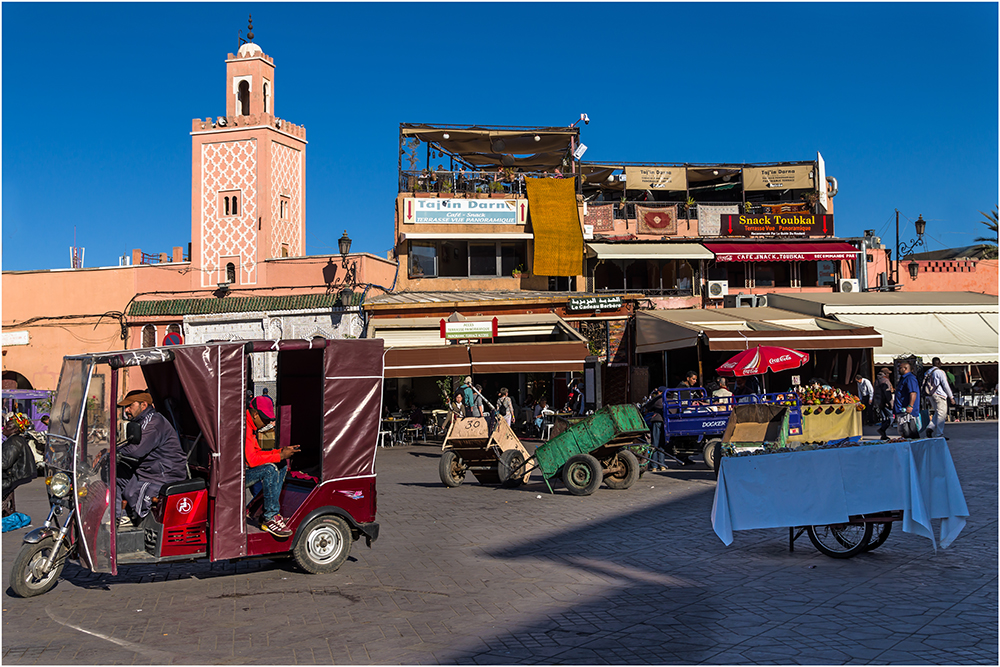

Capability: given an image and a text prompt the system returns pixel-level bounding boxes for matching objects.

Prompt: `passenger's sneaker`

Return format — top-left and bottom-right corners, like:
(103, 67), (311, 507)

(117, 515), (134, 528)
(262, 514), (292, 538)
(926, 429), (934, 439)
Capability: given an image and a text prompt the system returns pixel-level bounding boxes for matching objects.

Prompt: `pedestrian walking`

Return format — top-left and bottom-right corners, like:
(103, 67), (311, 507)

(855, 374), (874, 425)
(642, 387), (667, 471)
(875, 368), (894, 439)
(894, 361), (921, 439)
(922, 357), (954, 439)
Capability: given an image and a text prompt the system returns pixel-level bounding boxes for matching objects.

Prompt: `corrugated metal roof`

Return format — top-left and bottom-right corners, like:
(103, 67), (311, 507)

(128, 293), (360, 317)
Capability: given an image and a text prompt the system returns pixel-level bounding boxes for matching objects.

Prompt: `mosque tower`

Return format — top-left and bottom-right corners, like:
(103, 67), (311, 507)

(190, 16), (307, 289)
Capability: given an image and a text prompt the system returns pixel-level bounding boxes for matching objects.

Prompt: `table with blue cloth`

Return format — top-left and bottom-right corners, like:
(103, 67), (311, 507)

(711, 438), (969, 551)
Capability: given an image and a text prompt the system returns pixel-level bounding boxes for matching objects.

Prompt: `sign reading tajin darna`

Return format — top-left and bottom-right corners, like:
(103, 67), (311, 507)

(404, 198), (526, 224)
(624, 167), (687, 191)
(568, 295), (623, 311)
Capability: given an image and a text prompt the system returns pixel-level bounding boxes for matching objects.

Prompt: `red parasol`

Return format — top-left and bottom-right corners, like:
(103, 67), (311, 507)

(716, 345), (809, 378)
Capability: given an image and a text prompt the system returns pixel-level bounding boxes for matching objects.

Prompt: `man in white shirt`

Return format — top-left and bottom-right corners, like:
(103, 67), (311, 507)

(923, 357), (954, 439)
(855, 374), (874, 425)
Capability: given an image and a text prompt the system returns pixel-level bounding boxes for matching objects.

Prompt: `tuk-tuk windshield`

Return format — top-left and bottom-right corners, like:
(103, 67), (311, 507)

(46, 358), (93, 473)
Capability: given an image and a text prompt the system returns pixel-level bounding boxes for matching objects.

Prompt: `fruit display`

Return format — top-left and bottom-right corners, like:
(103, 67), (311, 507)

(794, 385), (862, 415)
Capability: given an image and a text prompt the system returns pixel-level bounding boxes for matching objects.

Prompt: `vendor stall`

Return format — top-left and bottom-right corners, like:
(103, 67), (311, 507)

(712, 437), (969, 557)
(790, 384), (863, 442)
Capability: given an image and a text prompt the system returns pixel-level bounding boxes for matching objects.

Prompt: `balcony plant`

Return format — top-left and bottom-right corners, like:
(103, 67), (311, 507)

(439, 176), (454, 197)
(511, 264), (525, 278)
(489, 180), (506, 197)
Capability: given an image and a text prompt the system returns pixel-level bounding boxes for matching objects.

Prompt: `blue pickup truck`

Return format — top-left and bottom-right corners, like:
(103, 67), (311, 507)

(650, 388), (803, 470)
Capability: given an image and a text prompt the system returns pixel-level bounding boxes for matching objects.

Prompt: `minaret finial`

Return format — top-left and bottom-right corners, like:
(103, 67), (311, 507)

(247, 14), (254, 42)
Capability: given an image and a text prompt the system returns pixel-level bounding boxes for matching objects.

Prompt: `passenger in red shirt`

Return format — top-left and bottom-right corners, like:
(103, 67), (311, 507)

(245, 396), (299, 537)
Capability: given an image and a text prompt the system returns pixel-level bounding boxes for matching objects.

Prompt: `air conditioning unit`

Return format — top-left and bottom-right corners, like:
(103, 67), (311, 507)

(736, 294), (767, 308)
(839, 278), (860, 293)
(707, 280), (729, 299)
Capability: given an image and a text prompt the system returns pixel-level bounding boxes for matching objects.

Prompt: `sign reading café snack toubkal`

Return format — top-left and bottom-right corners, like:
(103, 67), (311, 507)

(721, 213), (834, 238)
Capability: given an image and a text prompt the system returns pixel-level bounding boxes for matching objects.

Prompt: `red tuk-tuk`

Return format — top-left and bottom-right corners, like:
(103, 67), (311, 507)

(10, 338), (383, 597)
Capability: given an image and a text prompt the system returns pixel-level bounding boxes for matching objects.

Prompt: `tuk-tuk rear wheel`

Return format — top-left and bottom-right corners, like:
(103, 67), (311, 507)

(498, 449), (526, 488)
(10, 537), (64, 598)
(293, 515), (352, 574)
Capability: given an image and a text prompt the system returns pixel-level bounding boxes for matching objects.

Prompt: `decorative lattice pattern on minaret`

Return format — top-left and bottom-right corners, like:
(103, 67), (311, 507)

(200, 139), (259, 286)
(270, 141), (303, 257)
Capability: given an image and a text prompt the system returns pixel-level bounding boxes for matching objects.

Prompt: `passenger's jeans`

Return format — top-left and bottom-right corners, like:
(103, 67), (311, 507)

(649, 421), (666, 468)
(927, 394), (948, 437)
(246, 463), (287, 521)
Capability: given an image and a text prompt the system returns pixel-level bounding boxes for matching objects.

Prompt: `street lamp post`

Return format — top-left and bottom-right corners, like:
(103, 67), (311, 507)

(338, 230), (358, 304)
(894, 210), (926, 284)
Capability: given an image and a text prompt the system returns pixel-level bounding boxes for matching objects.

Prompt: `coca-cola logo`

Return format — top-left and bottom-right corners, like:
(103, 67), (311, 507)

(769, 355), (793, 364)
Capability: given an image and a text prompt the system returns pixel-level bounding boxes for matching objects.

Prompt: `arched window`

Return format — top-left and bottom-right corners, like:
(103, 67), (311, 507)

(238, 80), (250, 116)
(226, 262), (236, 284)
(263, 82), (270, 114)
(224, 196), (230, 216)
(167, 324), (181, 336)
(141, 325), (156, 348)
(232, 196), (238, 215)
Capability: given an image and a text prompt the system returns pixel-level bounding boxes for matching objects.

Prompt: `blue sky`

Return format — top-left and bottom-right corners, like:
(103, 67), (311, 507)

(3, 2), (997, 272)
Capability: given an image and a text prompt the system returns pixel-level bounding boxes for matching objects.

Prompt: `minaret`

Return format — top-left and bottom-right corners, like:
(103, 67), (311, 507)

(190, 16), (307, 289)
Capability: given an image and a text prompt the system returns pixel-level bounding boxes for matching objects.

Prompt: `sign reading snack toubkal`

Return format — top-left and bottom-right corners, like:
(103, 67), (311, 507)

(721, 213), (834, 238)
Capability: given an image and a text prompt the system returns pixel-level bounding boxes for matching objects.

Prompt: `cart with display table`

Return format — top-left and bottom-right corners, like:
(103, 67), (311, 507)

(712, 437), (969, 558)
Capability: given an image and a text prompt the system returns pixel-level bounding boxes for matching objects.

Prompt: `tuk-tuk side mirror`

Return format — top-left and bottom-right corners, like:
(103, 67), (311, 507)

(125, 421), (142, 445)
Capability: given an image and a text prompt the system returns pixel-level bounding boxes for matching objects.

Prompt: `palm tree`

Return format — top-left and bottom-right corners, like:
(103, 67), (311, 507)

(974, 206), (998, 259)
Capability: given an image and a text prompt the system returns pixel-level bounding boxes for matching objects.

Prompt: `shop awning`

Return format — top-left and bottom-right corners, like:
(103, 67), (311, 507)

(383, 346), (471, 379)
(470, 341), (590, 374)
(831, 313), (999, 364)
(527, 177), (584, 277)
(586, 243), (714, 260)
(704, 242), (861, 262)
(635, 309), (882, 354)
(370, 313), (586, 347)
(702, 327), (883, 351)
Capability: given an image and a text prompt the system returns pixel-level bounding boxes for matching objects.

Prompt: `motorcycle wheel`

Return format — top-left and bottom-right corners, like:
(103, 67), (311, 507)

(11, 537), (65, 598)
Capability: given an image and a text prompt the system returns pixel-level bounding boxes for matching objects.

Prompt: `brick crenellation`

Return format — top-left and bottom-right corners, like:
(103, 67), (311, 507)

(191, 113), (306, 138)
(227, 52), (274, 65)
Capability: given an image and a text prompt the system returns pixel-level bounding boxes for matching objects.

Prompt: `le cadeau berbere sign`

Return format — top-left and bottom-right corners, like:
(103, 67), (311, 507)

(721, 213), (834, 238)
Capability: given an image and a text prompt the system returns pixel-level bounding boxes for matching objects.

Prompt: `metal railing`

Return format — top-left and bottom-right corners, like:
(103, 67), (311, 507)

(399, 169), (581, 196)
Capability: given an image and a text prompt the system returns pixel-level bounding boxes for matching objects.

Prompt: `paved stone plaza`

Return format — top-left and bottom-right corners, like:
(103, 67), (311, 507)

(3, 422), (997, 665)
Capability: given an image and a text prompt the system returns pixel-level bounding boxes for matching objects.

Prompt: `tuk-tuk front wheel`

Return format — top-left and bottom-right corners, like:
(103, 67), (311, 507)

(439, 450), (466, 488)
(10, 536), (65, 598)
(293, 515), (352, 574)
(562, 454), (602, 496)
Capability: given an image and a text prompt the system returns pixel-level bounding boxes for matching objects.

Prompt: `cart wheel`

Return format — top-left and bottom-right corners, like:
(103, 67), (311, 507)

(498, 449), (526, 488)
(864, 522), (892, 552)
(604, 450), (640, 490)
(293, 515), (352, 574)
(439, 450), (465, 488)
(562, 454), (602, 496)
(806, 522), (873, 558)
(703, 439), (722, 473)
(10, 537), (65, 598)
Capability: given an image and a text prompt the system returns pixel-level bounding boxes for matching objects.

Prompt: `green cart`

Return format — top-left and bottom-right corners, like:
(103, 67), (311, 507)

(527, 404), (650, 496)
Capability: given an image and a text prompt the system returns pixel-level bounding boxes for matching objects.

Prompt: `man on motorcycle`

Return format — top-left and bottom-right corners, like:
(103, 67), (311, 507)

(245, 395), (299, 538)
(116, 390), (188, 527)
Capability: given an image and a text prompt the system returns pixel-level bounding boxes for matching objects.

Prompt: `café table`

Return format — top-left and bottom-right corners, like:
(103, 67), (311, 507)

(380, 417), (409, 447)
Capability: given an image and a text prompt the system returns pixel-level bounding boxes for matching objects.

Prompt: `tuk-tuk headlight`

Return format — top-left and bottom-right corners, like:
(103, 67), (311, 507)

(47, 472), (71, 498)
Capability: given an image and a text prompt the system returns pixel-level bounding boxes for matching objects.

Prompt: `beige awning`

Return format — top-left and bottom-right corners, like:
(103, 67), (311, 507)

(832, 312), (999, 364)
(370, 313), (586, 348)
(586, 243), (713, 260)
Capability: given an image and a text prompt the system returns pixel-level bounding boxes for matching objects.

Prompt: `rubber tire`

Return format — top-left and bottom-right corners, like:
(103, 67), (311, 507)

(561, 453), (603, 496)
(10, 537), (65, 598)
(439, 450), (465, 488)
(604, 450), (640, 490)
(864, 522), (893, 552)
(498, 449), (526, 488)
(292, 515), (352, 574)
(807, 523), (873, 559)
(703, 439), (722, 472)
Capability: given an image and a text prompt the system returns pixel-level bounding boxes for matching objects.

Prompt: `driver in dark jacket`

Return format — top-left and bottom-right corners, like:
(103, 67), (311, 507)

(115, 390), (187, 527)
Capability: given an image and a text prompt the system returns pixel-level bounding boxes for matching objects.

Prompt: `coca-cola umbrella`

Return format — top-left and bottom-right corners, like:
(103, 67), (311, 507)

(716, 346), (810, 378)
